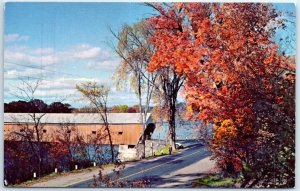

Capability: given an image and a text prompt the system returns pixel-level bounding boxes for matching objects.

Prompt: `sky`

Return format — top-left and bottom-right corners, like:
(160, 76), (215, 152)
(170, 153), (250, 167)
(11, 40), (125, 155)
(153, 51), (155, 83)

(4, 2), (155, 107)
(3, 2), (296, 108)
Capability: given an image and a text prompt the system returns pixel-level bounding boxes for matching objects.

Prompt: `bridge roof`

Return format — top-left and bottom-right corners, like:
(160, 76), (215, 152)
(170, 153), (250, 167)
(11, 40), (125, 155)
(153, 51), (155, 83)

(4, 113), (152, 124)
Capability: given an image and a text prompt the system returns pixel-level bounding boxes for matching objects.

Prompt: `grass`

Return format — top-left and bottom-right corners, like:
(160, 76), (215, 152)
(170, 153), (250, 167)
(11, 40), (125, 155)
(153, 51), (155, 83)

(13, 147), (182, 187)
(154, 145), (170, 156)
(13, 163), (115, 187)
(193, 175), (235, 188)
(15, 172), (61, 187)
(145, 145), (179, 158)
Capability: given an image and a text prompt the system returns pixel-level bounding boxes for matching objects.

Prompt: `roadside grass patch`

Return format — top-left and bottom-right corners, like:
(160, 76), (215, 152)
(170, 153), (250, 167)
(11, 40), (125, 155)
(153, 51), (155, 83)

(145, 145), (179, 159)
(193, 175), (235, 188)
(13, 172), (62, 187)
(154, 145), (169, 156)
(13, 163), (115, 187)
(153, 145), (178, 156)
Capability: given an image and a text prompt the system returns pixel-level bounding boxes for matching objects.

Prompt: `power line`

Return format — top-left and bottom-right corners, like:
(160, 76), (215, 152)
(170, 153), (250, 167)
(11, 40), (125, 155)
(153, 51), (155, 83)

(5, 61), (91, 79)
(5, 76), (45, 81)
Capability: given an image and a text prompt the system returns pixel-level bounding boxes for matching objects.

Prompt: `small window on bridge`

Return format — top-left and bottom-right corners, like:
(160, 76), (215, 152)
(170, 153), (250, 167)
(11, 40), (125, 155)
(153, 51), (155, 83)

(20, 129), (24, 132)
(128, 145), (135, 149)
(92, 131), (96, 134)
(118, 132), (123, 135)
(43, 130), (47, 133)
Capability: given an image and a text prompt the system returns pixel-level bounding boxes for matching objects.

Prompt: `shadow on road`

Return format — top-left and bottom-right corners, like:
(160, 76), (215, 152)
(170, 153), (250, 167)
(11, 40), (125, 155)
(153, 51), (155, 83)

(71, 143), (212, 188)
(148, 172), (218, 188)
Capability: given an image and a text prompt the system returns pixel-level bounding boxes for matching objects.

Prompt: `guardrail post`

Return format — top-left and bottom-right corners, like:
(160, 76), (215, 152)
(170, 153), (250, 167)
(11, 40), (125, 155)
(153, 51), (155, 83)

(4, 179), (8, 186)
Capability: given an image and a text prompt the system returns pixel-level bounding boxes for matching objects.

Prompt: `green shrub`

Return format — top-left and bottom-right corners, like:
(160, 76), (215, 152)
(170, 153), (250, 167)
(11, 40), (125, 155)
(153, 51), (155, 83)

(193, 175), (235, 188)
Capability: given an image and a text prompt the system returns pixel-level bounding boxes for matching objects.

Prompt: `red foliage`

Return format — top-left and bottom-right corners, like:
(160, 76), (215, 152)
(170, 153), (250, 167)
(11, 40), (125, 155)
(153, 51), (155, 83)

(147, 3), (295, 175)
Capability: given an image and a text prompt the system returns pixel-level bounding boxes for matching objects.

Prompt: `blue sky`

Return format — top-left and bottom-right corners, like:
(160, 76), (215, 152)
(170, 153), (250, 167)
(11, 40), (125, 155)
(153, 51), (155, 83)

(3, 2), (296, 107)
(4, 2), (154, 107)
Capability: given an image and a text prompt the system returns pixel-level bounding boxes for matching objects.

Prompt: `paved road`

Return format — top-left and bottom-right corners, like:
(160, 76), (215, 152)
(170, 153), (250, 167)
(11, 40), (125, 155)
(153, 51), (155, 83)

(70, 142), (212, 188)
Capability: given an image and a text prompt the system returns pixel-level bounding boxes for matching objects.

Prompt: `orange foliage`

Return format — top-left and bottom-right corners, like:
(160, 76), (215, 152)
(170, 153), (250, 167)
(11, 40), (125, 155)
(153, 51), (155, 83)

(147, 3), (294, 175)
(148, 3), (292, 126)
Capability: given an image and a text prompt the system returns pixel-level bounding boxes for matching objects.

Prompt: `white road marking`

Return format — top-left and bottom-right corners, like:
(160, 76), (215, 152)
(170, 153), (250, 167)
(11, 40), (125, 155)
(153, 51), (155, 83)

(114, 149), (203, 182)
(67, 146), (205, 187)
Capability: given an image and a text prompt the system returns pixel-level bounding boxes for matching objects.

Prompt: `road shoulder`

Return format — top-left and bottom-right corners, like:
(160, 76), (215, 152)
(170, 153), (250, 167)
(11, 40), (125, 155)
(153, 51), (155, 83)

(156, 156), (217, 188)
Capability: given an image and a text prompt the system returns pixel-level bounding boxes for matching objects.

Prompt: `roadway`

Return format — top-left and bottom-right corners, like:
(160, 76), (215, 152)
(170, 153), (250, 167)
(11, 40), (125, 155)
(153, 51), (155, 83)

(70, 141), (213, 188)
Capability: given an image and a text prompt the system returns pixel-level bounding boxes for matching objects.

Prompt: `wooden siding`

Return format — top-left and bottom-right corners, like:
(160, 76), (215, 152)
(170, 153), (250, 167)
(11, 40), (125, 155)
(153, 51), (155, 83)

(4, 123), (143, 145)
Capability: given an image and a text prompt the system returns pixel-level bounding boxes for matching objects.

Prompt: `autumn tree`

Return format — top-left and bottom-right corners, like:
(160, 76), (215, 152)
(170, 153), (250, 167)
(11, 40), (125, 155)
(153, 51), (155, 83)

(8, 79), (47, 178)
(112, 21), (157, 158)
(147, 3), (202, 150)
(51, 122), (77, 169)
(56, 125), (108, 167)
(76, 82), (115, 163)
(127, 106), (137, 113)
(182, 4), (294, 187)
(146, 2), (295, 187)
(111, 105), (129, 113)
(73, 106), (98, 113)
(86, 128), (110, 164)
(150, 88), (168, 127)
(118, 105), (129, 113)
(111, 105), (120, 113)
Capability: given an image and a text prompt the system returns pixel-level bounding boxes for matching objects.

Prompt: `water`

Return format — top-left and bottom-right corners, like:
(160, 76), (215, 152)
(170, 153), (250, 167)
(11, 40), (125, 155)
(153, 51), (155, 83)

(72, 144), (119, 164)
(152, 121), (208, 140)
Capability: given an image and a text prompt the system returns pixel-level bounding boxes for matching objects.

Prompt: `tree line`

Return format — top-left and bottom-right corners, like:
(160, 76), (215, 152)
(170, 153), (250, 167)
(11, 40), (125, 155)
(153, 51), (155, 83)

(4, 100), (73, 113)
(4, 100), (143, 113)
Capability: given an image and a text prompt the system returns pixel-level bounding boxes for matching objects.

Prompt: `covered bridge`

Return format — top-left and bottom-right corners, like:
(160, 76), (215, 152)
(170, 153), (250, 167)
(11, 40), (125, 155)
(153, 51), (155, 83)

(4, 113), (156, 161)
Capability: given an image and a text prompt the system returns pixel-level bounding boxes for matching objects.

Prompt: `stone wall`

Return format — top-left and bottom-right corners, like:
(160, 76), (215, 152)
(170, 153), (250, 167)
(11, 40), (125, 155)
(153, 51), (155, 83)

(118, 145), (138, 162)
(118, 140), (167, 162)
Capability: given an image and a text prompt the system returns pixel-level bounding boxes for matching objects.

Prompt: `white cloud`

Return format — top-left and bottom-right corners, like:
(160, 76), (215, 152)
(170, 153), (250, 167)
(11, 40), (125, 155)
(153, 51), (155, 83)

(31, 48), (54, 55)
(107, 91), (141, 106)
(39, 77), (98, 91)
(4, 75), (141, 107)
(5, 33), (29, 43)
(4, 43), (120, 84)
(76, 47), (101, 59)
(4, 42), (132, 106)
(86, 59), (119, 72)
(58, 44), (112, 61)
(5, 43), (116, 68)
(5, 77), (99, 102)
(36, 77), (140, 106)
(4, 68), (49, 79)
(5, 48), (58, 66)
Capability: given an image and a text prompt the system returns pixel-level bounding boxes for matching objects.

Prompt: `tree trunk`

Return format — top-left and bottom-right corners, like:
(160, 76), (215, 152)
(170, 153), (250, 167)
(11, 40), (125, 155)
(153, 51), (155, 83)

(38, 144), (42, 177)
(168, 101), (176, 150)
(240, 177), (251, 188)
(137, 73), (145, 159)
(34, 118), (42, 178)
(105, 124), (115, 163)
